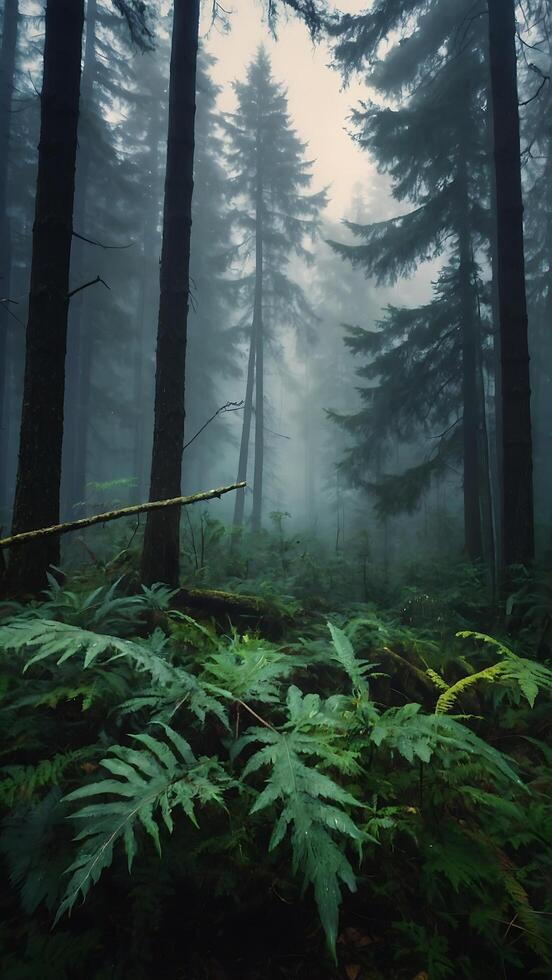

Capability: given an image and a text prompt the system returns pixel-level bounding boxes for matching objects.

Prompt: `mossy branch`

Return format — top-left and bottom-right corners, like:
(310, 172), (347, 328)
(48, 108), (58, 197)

(0, 483), (246, 551)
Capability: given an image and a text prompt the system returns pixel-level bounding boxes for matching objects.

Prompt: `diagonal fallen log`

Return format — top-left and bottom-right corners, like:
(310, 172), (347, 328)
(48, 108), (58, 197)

(0, 482), (246, 550)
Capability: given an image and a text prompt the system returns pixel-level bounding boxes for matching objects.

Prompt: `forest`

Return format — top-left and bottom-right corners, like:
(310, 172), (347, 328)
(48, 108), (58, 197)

(0, 0), (551, 977)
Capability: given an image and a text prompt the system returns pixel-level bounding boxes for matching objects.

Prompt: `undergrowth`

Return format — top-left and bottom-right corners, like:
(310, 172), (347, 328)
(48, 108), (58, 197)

(0, 556), (551, 979)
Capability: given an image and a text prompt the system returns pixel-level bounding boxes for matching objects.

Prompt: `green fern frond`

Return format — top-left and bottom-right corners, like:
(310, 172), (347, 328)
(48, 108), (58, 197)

(56, 725), (231, 922)
(201, 633), (294, 704)
(442, 632), (552, 710)
(327, 622), (375, 694)
(370, 704), (523, 785)
(234, 685), (369, 958)
(0, 618), (176, 685)
(435, 663), (505, 714)
(0, 750), (91, 807)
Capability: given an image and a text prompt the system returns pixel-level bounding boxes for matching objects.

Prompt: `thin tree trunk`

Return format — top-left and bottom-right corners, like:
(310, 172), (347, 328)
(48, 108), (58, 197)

(232, 333), (255, 526)
(250, 125), (264, 533)
(62, 0), (98, 518)
(485, 58), (503, 572)
(133, 117), (161, 503)
(457, 158), (483, 561)
(7, 0), (84, 594)
(488, 0), (534, 568)
(304, 342), (315, 529)
(141, 0), (200, 586)
(0, 0), (19, 510)
(476, 338), (497, 590)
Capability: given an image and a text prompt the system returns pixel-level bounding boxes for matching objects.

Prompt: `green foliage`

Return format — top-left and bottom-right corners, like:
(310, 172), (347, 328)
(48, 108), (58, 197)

(1, 574), (551, 978)
(435, 631), (552, 713)
(57, 726), (230, 921)
(234, 684), (367, 957)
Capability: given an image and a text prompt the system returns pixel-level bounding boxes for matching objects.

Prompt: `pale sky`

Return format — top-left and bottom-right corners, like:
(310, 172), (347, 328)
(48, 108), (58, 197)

(201, 0), (378, 224)
(201, 0), (436, 307)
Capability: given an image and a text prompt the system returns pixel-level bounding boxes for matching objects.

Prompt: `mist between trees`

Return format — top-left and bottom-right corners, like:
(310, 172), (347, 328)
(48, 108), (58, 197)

(0, 0), (548, 593)
(1, 3), (552, 979)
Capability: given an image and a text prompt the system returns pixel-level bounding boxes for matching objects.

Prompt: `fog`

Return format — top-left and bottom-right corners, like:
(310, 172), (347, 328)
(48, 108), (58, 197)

(0, 0), (550, 582)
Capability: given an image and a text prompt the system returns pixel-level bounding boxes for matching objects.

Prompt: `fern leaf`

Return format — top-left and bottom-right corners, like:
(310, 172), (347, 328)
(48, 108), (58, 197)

(327, 622), (373, 693)
(435, 664), (505, 714)
(56, 727), (229, 921)
(235, 690), (368, 959)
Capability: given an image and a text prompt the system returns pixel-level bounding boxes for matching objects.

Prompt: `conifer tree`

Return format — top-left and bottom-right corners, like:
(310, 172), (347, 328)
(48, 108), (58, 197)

(522, 7), (552, 539)
(7, 0), (85, 593)
(224, 47), (326, 532)
(0, 0), (19, 503)
(329, 0), (496, 565)
(141, 0), (200, 587)
(488, 0), (534, 568)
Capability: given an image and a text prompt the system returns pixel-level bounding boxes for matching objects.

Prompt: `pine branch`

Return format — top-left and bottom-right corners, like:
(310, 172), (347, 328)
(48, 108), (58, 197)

(0, 483), (246, 551)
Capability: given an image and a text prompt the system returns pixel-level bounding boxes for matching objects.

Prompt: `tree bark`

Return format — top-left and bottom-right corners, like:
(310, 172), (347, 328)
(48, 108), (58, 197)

(232, 333), (255, 526)
(487, 0), (534, 568)
(0, 0), (19, 510)
(7, 0), (84, 594)
(141, 0), (200, 586)
(251, 116), (264, 533)
(457, 156), (483, 561)
(133, 113), (161, 504)
(62, 0), (98, 518)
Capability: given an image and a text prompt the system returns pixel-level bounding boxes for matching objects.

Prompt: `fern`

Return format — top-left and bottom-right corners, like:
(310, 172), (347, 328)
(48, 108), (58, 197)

(201, 632), (295, 704)
(327, 622), (375, 694)
(234, 685), (369, 958)
(370, 703), (523, 785)
(434, 631), (552, 712)
(0, 618), (176, 685)
(56, 725), (231, 921)
(0, 789), (68, 914)
(0, 750), (92, 807)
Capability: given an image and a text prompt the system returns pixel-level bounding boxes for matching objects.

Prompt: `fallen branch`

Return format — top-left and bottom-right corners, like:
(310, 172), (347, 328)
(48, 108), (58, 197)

(0, 482), (246, 551)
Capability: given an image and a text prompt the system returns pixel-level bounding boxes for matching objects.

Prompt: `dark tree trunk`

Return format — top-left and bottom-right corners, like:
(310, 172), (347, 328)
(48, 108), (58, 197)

(476, 335), (497, 590)
(133, 117), (161, 503)
(250, 217), (264, 533)
(232, 334), (255, 526)
(7, 0), (84, 593)
(141, 0), (200, 587)
(0, 0), (19, 511)
(457, 160), (483, 562)
(531, 139), (552, 544)
(62, 0), (98, 518)
(488, 0), (534, 568)
(250, 122), (264, 533)
(485, 72), (503, 571)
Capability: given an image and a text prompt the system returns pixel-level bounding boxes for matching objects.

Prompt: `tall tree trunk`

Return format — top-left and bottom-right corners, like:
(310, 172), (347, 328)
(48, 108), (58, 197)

(250, 124), (264, 533)
(488, 0), (534, 568)
(133, 115), (162, 503)
(476, 335), (497, 590)
(531, 138), (552, 546)
(303, 341), (316, 530)
(7, 0), (84, 593)
(232, 334), (255, 526)
(485, 64), (503, 572)
(141, 0), (200, 587)
(0, 0), (19, 511)
(62, 0), (98, 518)
(457, 159), (484, 561)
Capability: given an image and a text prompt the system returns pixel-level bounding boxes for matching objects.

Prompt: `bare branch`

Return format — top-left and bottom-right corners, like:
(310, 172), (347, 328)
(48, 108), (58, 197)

(183, 401), (244, 453)
(73, 231), (135, 250)
(68, 276), (111, 300)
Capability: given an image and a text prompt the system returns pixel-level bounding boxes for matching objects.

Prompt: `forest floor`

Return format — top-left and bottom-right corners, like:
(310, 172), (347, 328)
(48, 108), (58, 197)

(0, 522), (551, 979)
